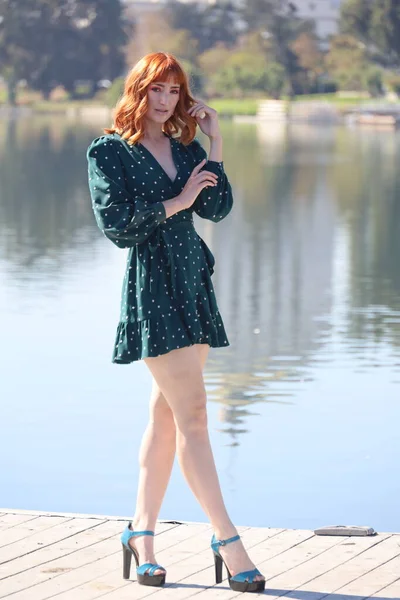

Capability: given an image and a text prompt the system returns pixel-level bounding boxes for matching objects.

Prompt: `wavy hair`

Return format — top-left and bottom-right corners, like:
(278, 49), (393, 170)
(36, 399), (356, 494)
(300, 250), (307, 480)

(105, 52), (198, 145)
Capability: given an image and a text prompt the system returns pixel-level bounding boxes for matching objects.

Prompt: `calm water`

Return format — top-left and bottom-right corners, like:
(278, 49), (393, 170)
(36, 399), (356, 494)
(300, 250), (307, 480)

(1, 116), (399, 532)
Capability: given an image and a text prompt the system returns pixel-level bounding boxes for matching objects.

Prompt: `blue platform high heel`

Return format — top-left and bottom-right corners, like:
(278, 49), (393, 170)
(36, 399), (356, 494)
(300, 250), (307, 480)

(121, 522), (166, 587)
(211, 533), (265, 593)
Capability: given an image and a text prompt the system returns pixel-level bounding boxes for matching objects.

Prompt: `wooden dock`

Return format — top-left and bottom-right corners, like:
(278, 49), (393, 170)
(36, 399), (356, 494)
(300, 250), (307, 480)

(0, 509), (399, 599)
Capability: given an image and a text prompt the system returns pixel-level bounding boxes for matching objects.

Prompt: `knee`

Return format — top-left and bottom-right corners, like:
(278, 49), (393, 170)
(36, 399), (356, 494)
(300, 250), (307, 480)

(150, 393), (176, 439)
(176, 392), (208, 435)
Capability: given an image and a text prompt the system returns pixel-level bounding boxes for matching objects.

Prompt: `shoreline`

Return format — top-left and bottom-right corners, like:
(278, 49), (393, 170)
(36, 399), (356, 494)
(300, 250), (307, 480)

(3, 100), (400, 128)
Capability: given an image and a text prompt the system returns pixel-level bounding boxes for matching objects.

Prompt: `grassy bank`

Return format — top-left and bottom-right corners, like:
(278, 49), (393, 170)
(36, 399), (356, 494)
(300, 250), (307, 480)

(208, 98), (260, 116)
(1, 95), (259, 116)
(210, 94), (400, 116)
(2, 92), (399, 117)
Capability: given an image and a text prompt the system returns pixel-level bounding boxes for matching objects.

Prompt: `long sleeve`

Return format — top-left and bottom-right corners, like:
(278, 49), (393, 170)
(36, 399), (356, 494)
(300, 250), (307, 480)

(87, 136), (167, 248)
(189, 138), (233, 222)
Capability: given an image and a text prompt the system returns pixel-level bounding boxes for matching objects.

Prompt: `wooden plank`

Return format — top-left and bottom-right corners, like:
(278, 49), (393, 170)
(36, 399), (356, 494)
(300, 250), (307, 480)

(86, 524), (224, 600)
(0, 510), (399, 600)
(370, 577), (400, 599)
(0, 521), (175, 592)
(118, 528), (302, 600)
(0, 517), (102, 566)
(0, 516), (71, 551)
(1, 523), (198, 600)
(0, 514), (39, 531)
(260, 534), (393, 600)
(61, 523), (212, 600)
(279, 535), (400, 600)
(186, 531), (374, 600)
(0, 519), (124, 592)
(321, 553), (400, 600)
(0, 509), (132, 521)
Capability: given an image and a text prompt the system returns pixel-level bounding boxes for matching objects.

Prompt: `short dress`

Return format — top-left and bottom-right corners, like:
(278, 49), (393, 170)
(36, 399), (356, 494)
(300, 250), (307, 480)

(86, 132), (233, 363)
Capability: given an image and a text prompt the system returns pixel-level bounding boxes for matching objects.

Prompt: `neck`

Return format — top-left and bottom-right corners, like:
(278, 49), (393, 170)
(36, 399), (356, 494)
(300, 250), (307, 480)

(144, 120), (165, 143)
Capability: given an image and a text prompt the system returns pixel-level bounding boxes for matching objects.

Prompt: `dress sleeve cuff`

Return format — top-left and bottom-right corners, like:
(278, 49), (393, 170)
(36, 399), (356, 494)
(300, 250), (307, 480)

(153, 201), (167, 223)
(206, 160), (224, 174)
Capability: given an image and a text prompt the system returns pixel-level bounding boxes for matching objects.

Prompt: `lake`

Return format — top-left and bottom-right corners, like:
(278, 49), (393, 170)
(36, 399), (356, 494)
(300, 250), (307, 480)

(1, 115), (399, 533)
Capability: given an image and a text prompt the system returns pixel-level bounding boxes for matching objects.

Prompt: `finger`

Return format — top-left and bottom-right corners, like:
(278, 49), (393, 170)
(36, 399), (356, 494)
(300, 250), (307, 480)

(188, 104), (200, 116)
(189, 102), (202, 111)
(196, 175), (218, 186)
(191, 159), (206, 177)
(194, 173), (218, 184)
(194, 169), (218, 180)
(199, 179), (218, 190)
(195, 174), (218, 186)
(192, 105), (206, 119)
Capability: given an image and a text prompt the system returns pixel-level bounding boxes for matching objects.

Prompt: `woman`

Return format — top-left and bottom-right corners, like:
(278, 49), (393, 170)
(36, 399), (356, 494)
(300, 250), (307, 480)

(87, 52), (265, 593)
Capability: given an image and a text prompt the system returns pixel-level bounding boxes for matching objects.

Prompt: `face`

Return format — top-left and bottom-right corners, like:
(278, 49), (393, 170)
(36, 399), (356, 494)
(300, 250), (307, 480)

(146, 79), (180, 123)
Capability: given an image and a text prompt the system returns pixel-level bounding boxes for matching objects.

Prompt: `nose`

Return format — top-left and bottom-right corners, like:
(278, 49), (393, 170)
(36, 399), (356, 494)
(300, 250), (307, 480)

(159, 91), (168, 106)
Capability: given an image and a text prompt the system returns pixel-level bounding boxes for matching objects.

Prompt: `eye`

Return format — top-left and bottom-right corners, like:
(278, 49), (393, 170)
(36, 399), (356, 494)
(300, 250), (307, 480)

(151, 86), (161, 92)
(171, 90), (179, 94)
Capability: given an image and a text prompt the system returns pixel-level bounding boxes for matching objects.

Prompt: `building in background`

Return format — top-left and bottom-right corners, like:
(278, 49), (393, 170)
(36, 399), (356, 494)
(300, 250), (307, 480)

(292, 0), (342, 42)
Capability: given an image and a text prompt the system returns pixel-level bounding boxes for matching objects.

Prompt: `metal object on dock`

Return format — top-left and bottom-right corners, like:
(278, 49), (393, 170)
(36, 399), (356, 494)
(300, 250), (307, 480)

(314, 525), (377, 536)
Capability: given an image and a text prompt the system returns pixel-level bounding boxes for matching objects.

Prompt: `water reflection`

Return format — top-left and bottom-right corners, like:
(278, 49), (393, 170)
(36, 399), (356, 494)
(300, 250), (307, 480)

(0, 116), (99, 273)
(204, 122), (400, 443)
(1, 116), (400, 443)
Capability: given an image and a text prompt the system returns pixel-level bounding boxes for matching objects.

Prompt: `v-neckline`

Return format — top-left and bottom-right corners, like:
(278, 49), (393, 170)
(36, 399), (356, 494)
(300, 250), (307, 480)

(138, 134), (179, 185)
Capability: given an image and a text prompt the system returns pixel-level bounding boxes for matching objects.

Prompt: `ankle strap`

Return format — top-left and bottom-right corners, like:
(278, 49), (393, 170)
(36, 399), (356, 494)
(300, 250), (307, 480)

(213, 534), (240, 547)
(126, 522), (154, 537)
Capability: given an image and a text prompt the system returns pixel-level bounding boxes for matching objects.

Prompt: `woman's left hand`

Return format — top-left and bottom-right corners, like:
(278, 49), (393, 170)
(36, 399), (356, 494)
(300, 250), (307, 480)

(188, 102), (221, 140)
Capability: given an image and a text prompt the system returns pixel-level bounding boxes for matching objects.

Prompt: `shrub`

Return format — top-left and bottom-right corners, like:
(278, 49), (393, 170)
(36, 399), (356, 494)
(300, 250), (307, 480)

(106, 77), (124, 108)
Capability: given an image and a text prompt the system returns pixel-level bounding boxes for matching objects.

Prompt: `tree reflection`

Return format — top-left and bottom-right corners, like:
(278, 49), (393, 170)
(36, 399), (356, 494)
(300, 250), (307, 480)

(0, 116), (102, 270)
(327, 127), (400, 346)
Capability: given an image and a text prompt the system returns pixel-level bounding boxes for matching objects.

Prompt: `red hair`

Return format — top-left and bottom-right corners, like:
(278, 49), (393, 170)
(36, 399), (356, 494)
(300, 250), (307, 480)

(105, 52), (198, 145)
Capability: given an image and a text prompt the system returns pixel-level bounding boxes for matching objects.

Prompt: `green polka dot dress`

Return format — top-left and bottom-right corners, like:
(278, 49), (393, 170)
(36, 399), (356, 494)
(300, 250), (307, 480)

(87, 132), (233, 363)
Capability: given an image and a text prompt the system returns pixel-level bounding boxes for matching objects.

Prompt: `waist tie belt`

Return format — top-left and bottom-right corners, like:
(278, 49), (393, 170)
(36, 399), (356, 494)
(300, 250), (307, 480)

(146, 220), (195, 299)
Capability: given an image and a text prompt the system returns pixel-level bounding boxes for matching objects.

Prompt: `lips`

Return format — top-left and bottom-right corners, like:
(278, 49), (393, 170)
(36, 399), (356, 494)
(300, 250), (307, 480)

(156, 109), (168, 114)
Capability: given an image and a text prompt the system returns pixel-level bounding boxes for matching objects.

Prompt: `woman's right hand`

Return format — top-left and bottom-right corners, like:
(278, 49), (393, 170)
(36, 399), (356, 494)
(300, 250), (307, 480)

(177, 159), (218, 210)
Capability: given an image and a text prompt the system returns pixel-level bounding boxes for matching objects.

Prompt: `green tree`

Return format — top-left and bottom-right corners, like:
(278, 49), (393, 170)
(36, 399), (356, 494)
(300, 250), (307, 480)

(325, 34), (383, 94)
(291, 32), (324, 93)
(369, 0), (400, 65)
(340, 0), (372, 42)
(125, 10), (197, 66)
(210, 51), (285, 99)
(165, 1), (240, 54)
(74, 0), (128, 95)
(0, 0), (49, 104)
(241, 0), (313, 96)
(0, 0), (128, 103)
(212, 52), (268, 97)
(341, 0), (400, 68)
(198, 44), (232, 96)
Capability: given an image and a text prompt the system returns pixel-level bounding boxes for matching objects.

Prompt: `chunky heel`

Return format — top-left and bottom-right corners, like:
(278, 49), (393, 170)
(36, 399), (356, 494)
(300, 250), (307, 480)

(211, 533), (265, 593)
(120, 522), (166, 587)
(213, 551), (223, 584)
(122, 543), (133, 580)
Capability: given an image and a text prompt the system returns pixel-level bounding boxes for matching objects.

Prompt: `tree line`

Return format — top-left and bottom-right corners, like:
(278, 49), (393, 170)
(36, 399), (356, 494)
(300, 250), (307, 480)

(0, 0), (128, 104)
(1, 0), (400, 105)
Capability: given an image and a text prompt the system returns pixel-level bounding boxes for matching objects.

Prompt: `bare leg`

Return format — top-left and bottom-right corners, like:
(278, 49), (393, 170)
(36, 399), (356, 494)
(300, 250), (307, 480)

(130, 345), (209, 574)
(144, 345), (264, 581)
